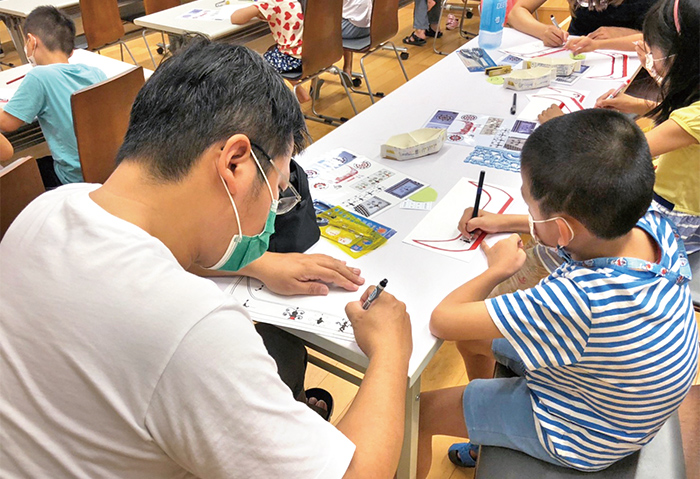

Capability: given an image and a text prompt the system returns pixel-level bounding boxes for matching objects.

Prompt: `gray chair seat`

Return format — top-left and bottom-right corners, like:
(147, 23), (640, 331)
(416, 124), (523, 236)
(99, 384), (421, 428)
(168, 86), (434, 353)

(475, 411), (686, 479)
(342, 35), (371, 52)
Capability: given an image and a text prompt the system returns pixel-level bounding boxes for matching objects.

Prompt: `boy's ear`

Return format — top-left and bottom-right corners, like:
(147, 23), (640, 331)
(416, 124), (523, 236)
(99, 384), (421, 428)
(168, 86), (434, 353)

(555, 217), (576, 247)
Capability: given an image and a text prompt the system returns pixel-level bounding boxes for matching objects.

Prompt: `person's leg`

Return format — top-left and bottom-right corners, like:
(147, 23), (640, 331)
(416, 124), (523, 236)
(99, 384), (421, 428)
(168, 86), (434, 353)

(427, 0), (443, 31)
(417, 386), (469, 479)
(455, 339), (496, 381)
(254, 323), (308, 402)
(35, 156), (62, 190)
(341, 18), (370, 75)
(408, 0), (429, 40)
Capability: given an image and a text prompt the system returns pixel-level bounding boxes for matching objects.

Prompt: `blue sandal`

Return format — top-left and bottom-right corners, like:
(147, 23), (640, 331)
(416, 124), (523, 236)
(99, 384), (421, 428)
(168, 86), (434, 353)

(448, 442), (479, 467)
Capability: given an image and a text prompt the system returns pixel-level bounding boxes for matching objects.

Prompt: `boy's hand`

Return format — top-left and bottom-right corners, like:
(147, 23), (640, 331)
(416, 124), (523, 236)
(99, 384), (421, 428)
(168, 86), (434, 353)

(542, 25), (568, 47)
(482, 234), (526, 278)
(538, 104), (565, 124)
(458, 208), (510, 240)
(345, 287), (412, 362)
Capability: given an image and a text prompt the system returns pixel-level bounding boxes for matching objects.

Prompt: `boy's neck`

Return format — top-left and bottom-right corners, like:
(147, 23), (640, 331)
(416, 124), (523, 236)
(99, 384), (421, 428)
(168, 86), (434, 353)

(36, 50), (71, 66)
(568, 227), (658, 263)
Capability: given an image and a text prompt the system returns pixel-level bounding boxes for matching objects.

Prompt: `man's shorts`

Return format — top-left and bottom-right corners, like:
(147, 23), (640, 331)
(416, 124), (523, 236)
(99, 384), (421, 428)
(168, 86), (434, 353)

(461, 338), (564, 466)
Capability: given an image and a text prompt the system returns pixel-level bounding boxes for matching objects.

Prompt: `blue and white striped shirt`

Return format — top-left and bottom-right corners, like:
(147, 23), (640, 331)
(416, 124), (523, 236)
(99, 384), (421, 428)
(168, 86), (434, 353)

(486, 209), (698, 471)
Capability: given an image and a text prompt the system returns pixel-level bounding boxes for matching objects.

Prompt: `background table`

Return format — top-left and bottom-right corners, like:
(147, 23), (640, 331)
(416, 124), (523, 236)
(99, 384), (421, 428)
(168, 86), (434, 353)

(220, 28), (637, 478)
(133, 0), (267, 45)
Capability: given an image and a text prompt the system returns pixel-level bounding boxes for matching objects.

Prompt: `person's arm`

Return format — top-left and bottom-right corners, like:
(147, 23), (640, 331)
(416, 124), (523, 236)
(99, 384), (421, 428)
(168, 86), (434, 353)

(190, 251), (365, 295)
(507, 0), (569, 46)
(645, 119), (699, 157)
(587, 26), (640, 40)
(594, 92), (658, 116)
(0, 132), (13, 161)
(0, 110), (25, 133)
(230, 5), (261, 24)
(565, 33), (642, 54)
(339, 288), (412, 479)
(430, 234), (526, 341)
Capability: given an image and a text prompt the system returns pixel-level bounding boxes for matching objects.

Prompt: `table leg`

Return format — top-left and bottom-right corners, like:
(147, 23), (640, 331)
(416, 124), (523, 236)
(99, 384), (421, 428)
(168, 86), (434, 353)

(397, 377), (421, 479)
(1, 15), (27, 64)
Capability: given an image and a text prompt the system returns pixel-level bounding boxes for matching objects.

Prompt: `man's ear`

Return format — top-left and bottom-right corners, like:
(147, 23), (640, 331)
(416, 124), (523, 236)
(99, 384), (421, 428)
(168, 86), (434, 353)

(217, 134), (252, 193)
(555, 216), (576, 247)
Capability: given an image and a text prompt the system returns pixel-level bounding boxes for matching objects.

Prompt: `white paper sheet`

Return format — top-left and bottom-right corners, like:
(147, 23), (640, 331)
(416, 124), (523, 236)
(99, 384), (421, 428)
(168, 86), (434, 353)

(403, 178), (525, 263)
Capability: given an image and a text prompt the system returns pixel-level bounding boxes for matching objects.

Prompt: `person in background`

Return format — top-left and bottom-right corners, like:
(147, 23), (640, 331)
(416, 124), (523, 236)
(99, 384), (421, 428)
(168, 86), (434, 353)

(230, 0), (311, 103)
(508, 0), (659, 47)
(341, 0), (372, 81)
(403, 0), (443, 46)
(0, 6), (106, 188)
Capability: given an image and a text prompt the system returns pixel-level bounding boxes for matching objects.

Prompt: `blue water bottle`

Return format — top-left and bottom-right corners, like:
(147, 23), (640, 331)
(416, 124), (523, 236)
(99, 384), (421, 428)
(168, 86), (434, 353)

(478, 0), (507, 50)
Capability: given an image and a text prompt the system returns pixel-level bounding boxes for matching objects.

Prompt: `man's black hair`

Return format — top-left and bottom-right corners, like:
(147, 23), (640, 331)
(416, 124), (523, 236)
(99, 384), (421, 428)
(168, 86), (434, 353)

(25, 6), (76, 56)
(116, 40), (309, 182)
(520, 109), (654, 239)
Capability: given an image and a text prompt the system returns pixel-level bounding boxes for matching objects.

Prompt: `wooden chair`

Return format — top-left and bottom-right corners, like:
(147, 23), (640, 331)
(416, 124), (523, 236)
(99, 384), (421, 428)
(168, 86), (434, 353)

(342, 0), (409, 104)
(434, 0), (482, 55)
(141, 0), (181, 68)
(71, 66), (145, 184)
(0, 156), (45, 240)
(280, 0), (358, 127)
(79, 0), (137, 64)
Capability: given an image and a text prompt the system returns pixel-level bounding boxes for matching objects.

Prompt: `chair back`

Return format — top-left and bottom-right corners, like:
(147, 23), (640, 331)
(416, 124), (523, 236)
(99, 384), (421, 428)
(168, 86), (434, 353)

(143, 0), (180, 15)
(79, 0), (126, 50)
(301, 0), (344, 78)
(0, 157), (44, 240)
(71, 66), (145, 184)
(369, 0), (400, 48)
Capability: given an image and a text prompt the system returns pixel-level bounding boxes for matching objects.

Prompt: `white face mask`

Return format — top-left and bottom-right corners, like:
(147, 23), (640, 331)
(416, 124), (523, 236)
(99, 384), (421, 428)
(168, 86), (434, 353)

(24, 38), (37, 67)
(528, 213), (575, 246)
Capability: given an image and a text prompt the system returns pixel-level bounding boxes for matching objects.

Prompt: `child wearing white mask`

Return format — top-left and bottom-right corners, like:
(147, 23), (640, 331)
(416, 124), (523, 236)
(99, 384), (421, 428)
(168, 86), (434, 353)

(0, 6), (107, 188)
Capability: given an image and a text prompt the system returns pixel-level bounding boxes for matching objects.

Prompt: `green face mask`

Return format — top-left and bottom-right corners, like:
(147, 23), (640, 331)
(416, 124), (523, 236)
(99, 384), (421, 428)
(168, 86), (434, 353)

(207, 151), (278, 272)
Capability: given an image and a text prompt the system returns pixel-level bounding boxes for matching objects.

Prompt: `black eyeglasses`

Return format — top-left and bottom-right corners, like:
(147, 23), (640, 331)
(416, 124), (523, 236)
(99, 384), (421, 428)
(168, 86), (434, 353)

(250, 143), (302, 215)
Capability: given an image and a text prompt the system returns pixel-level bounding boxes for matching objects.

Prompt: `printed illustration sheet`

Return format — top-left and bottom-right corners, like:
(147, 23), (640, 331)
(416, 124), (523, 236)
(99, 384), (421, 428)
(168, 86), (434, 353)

(404, 177), (521, 262)
(225, 277), (356, 342)
(302, 149), (427, 218)
(424, 110), (537, 153)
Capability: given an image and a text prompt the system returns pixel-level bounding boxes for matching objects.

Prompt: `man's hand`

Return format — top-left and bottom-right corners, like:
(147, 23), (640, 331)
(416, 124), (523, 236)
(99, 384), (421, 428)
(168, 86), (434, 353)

(542, 25), (569, 47)
(538, 104), (565, 124)
(345, 287), (412, 362)
(241, 252), (365, 296)
(565, 36), (598, 54)
(482, 234), (526, 279)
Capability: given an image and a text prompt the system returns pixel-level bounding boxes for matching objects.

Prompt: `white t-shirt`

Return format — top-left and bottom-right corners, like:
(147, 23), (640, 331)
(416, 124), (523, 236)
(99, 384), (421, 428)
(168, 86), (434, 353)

(0, 184), (355, 478)
(342, 0), (372, 28)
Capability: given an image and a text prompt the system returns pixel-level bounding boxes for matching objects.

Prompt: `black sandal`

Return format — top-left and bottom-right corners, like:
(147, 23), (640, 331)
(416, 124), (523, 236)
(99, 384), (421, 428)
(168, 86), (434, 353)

(403, 32), (427, 46)
(425, 26), (443, 38)
(305, 388), (334, 421)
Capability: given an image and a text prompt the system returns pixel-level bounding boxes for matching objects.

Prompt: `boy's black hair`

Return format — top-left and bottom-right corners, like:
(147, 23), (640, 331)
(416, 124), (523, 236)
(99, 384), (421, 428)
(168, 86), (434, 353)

(520, 110), (654, 240)
(116, 40), (309, 182)
(643, 0), (699, 124)
(25, 6), (76, 56)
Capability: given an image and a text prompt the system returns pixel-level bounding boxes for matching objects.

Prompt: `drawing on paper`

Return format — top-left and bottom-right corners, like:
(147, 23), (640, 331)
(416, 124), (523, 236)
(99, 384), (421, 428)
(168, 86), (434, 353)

(404, 178), (518, 263)
(226, 277), (355, 341)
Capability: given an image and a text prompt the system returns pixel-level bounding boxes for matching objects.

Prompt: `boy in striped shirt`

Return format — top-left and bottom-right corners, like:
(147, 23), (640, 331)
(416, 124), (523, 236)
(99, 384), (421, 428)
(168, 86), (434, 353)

(417, 109), (697, 476)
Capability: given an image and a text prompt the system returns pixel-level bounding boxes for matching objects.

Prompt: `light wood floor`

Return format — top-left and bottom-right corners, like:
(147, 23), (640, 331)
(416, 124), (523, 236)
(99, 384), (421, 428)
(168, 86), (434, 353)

(2, 5), (698, 478)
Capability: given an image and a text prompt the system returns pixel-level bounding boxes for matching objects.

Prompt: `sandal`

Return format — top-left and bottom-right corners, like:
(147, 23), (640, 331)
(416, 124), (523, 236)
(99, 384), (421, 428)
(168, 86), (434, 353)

(448, 442), (479, 468)
(425, 26), (443, 38)
(402, 32), (427, 46)
(305, 387), (334, 421)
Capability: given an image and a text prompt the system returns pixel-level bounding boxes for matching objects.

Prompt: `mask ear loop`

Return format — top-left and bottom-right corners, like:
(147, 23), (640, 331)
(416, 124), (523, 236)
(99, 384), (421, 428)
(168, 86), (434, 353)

(207, 174), (243, 270)
(673, 0), (681, 34)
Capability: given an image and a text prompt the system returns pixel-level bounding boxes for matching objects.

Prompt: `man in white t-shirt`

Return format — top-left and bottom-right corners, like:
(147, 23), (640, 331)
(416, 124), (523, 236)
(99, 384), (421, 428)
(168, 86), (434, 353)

(0, 41), (412, 478)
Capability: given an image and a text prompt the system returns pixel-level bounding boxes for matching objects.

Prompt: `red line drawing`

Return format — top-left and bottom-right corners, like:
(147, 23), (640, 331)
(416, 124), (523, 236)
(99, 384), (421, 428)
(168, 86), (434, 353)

(588, 52), (629, 80)
(411, 182), (514, 252)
